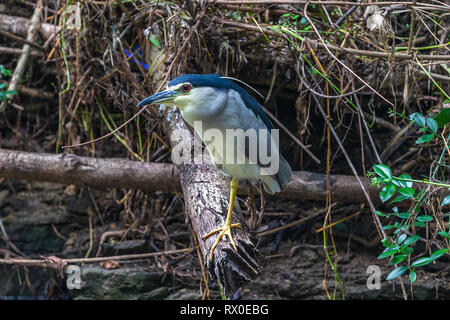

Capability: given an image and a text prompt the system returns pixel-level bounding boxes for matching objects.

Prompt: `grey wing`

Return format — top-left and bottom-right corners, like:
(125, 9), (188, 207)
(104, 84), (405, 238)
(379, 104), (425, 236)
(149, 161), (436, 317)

(239, 104), (292, 193)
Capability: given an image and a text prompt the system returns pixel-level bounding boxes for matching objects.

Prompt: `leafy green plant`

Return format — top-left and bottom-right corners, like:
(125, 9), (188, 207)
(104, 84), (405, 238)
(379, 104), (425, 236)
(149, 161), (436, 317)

(367, 108), (450, 284)
(409, 112), (439, 144)
(0, 65), (17, 101)
(369, 163), (450, 283)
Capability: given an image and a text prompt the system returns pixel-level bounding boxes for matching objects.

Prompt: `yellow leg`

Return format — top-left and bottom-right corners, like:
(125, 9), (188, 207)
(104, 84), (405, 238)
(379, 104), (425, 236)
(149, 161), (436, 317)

(202, 177), (242, 261)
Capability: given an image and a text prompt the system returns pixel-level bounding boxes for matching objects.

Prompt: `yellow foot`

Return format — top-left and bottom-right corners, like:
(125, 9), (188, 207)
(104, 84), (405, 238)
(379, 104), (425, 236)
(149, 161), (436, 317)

(202, 223), (242, 261)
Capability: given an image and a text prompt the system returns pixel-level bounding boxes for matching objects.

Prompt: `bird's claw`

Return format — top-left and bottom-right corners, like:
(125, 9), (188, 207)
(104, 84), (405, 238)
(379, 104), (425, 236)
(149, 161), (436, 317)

(202, 223), (242, 261)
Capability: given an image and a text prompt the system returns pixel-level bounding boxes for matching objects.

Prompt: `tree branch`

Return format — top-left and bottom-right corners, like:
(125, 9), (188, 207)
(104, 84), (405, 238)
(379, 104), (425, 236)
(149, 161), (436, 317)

(0, 13), (60, 39)
(0, 148), (180, 193)
(0, 148), (382, 204)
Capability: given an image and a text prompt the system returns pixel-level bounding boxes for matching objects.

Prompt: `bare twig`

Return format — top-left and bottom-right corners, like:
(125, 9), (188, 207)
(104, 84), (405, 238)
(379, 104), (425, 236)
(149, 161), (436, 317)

(0, 248), (194, 269)
(303, 3), (393, 108)
(218, 19), (450, 61)
(0, 81), (54, 100)
(308, 80), (386, 239)
(0, 29), (45, 51)
(0, 46), (42, 56)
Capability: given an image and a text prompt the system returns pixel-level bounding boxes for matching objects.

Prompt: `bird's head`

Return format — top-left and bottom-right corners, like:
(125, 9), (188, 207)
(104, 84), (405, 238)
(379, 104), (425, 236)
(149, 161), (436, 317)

(138, 73), (273, 128)
(137, 74), (238, 111)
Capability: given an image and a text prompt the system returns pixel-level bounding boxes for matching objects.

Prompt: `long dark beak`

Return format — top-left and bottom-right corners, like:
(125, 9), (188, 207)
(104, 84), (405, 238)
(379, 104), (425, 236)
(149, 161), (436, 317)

(137, 90), (177, 107)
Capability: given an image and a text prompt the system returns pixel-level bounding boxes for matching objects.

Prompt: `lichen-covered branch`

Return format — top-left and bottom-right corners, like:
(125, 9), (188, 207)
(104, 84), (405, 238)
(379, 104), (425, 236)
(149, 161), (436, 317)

(163, 106), (259, 295)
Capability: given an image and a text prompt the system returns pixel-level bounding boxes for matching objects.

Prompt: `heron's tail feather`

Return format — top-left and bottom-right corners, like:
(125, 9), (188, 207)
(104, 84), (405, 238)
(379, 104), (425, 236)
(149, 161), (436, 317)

(261, 155), (292, 194)
(261, 175), (280, 195)
(277, 155), (292, 189)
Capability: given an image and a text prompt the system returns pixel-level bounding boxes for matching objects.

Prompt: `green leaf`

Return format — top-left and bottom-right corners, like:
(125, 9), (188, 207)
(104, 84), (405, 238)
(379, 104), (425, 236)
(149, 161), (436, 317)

(2, 90), (17, 96)
(381, 237), (394, 248)
(397, 234), (407, 244)
(430, 248), (449, 260)
(412, 221), (425, 227)
(438, 231), (450, 238)
(442, 195), (450, 207)
(380, 183), (396, 203)
(402, 235), (419, 246)
(382, 224), (399, 231)
(375, 210), (385, 217)
(416, 134), (434, 144)
(397, 175), (413, 188)
(411, 257), (433, 267)
(373, 164), (392, 179)
(401, 246), (414, 255)
(410, 112), (426, 127)
(149, 35), (161, 48)
(434, 108), (450, 128)
(396, 212), (410, 219)
(390, 254), (408, 265)
(409, 271), (417, 283)
(0, 83), (7, 89)
(398, 187), (415, 198)
(390, 195), (409, 204)
(378, 247), (400, 259)
(0, 65), (12, 77)
(386, 266), (408, 280)
(391, 178), (402, 188)
(426, 118), (438, 133)
(416, 215), (433, 222)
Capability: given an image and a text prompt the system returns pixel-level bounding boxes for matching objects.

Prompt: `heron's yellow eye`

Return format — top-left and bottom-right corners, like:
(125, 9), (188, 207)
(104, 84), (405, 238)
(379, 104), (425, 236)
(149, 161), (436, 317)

(182, 84), (191, 93)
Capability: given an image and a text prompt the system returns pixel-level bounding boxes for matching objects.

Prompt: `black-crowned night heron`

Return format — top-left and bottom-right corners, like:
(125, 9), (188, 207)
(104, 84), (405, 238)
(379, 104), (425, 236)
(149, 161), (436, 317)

(138, 74), (292, 261)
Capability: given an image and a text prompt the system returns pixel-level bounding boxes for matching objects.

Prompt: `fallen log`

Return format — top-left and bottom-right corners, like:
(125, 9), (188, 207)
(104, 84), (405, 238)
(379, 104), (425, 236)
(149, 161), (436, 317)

(0, 148), (380, 204)
(0, 148), (180, 193)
